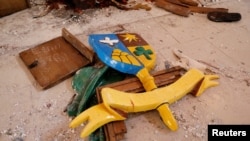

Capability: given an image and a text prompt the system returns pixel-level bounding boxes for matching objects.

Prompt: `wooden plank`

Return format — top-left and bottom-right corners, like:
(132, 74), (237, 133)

(155, 0), (190, 17)
(113, 121), (126, 140)
(96, 66), (185, 141)
(161, 0), (228, 14)
(19, 37), (90, 89)
(0, 0), (28, 17)
(62, 28), (94, 63)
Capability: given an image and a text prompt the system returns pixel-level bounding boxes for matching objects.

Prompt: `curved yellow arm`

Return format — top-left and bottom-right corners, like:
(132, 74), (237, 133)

(69, 103), (125, 138)
(70, 68), (219, 138)
(102, 69), (219, 113)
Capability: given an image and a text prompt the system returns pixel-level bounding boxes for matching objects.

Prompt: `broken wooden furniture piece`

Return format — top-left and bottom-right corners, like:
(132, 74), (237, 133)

(96, 66), (186, 141)
(19, 28), (94, 89)
(69, 67), (219, 138)
(155, 0), (229, 17)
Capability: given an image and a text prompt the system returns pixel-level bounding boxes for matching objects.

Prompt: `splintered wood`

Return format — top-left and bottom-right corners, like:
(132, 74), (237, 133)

(96, 66), (186, 141)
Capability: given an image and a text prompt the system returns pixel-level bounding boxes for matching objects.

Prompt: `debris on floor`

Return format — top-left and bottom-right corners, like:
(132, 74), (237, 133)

(12, 0), (241, 26)
(154, 0), (242, 23)
(30, 0), (154, 18)
(172, 48), (208, 72)
(155, 0), (228, 17)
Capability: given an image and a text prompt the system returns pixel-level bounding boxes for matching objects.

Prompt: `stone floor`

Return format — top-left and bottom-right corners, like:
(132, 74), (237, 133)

(0, 0), (250, 141)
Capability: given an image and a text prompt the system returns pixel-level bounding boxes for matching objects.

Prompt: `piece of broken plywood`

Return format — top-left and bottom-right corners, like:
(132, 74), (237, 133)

(19, 37), (90, 89)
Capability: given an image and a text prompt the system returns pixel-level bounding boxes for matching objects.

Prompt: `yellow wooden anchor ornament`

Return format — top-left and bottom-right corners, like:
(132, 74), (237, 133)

(70, 33), (219, 138)
(70, 68), (219, 138)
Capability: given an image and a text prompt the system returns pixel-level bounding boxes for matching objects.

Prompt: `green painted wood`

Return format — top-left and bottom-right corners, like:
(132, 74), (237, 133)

(67, 65), (126, 117)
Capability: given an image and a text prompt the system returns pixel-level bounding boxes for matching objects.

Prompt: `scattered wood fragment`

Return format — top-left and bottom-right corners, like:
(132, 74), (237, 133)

(188, 6), (228, 14)
(155, 0), (229, 16)
(32, 5), (53, 18)
(155, 0), (190, 17)
(131, 3), (152, 11)
(179, 0), (199, 6)
(172, 48), (207, 72)
(197, 60), (219, 70)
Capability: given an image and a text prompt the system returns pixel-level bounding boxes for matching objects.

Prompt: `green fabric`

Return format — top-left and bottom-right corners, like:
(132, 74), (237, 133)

(67, 65), (126, 141)
(67, 66), (108, 117)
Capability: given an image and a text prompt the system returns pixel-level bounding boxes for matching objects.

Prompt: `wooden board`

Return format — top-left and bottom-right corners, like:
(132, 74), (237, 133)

(96, 66), (185, 141)
(62, 28), (94, 63)
(0, 0), (28, 17)
(19, 37), (90, 89)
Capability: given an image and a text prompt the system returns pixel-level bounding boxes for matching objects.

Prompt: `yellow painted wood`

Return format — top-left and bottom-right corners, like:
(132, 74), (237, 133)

(69, 68), (219, 138)
(69, 103), (125, 138)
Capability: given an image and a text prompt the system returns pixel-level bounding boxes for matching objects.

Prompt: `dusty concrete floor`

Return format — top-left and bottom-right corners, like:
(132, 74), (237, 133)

(0, 0), (250, 141)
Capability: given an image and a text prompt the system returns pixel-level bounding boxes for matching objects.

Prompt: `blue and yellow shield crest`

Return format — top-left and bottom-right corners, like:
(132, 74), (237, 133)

(88, 33), (156, 75)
